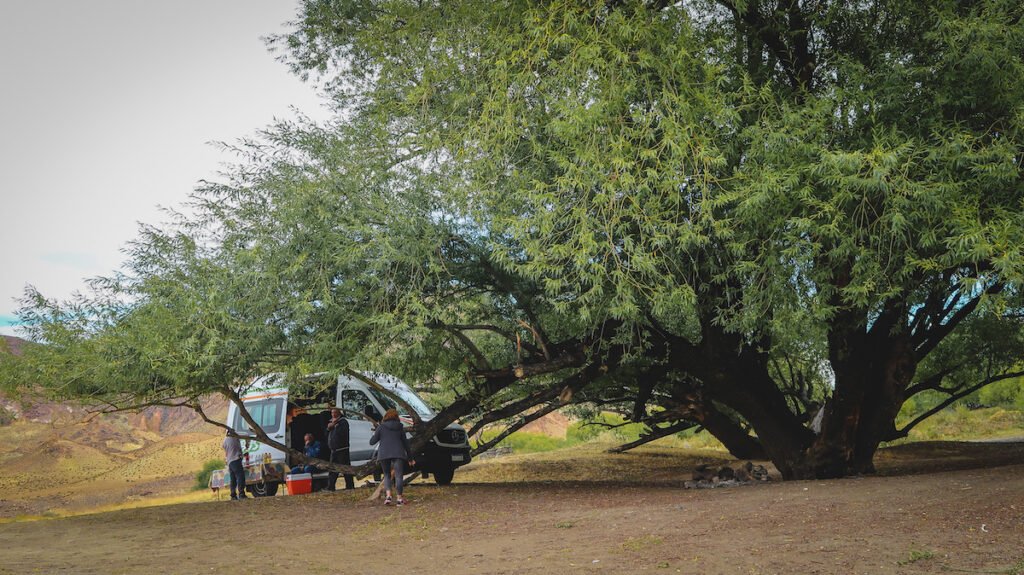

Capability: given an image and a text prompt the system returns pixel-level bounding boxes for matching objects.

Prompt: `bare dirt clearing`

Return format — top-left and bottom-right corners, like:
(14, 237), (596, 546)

(1, 441), (1022, 575)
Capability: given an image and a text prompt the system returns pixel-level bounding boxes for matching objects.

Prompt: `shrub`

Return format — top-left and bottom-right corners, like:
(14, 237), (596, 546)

(978, 376), (1024, 409)
(193, 459), (225, 491)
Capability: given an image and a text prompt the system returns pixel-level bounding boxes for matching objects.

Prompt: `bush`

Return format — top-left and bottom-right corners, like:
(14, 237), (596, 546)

(194, 459), (225, 491)
(978, 376), (1024, 409)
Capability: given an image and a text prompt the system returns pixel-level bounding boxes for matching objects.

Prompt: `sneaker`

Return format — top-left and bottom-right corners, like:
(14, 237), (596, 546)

(238, 494), (248, 500)
(396, 497), (406, 506)
(384, 496), (393, 506)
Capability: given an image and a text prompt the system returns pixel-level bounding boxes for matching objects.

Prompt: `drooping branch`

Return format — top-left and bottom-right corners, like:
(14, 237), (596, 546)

(344, 369), (422, 425)
(467, 374), (590, 437)
(607, 420), (698, 454)
(427, 321), (543, 362)
(891, 370), (1024, 440)
(913, 282), (1004, 360)
(517, 319), (551, 360)
(82, 396), (201, 421)
(903, 366), (961, 397)
(470, 401), (562, 457)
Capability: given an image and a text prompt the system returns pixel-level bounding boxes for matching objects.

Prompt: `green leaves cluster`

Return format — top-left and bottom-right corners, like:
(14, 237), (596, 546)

(2, 1), (1022, 477)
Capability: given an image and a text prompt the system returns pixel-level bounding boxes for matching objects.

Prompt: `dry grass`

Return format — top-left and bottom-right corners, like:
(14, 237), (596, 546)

(0, 490), (214, 524)
(458, 441), (737, 484)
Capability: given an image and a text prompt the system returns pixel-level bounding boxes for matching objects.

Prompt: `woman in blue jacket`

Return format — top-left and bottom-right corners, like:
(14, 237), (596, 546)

(370, 408), (415, 505)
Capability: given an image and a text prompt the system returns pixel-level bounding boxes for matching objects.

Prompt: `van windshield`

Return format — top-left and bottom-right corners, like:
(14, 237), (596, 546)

(367, 387), (434, 418)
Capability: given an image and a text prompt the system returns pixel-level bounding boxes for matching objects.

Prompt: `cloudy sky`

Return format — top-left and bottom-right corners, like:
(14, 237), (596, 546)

(0, 1), (327, 337)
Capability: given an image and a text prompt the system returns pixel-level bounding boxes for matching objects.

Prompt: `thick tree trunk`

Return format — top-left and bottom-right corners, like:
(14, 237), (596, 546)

(659, 310), (920, 480)
(667, 327), (814, 479)
(807, 312), (918, 478)
(694, 405), (766, 460)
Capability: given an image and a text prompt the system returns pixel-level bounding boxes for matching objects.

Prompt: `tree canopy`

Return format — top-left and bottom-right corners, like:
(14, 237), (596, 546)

(2, 0), (1023, 479)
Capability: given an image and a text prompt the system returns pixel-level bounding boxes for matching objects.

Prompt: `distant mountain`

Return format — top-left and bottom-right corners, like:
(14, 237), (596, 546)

(0, 392), (228, 518)
(0, 334), (233, 516)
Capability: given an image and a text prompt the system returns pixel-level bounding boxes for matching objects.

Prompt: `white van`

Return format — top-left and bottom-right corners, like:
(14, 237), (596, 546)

(226, 372), (471, 496)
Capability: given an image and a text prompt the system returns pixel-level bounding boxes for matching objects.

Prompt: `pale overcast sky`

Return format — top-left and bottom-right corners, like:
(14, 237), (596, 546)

(0, 1), (328, 337)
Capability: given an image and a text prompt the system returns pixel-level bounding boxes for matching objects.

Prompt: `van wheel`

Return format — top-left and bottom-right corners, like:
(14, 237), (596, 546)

(248, 481), (279, 497)
(432, 466), (455, 486)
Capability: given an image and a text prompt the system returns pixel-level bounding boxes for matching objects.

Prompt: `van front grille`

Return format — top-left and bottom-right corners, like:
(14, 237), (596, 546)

(436, 429), (467, 445)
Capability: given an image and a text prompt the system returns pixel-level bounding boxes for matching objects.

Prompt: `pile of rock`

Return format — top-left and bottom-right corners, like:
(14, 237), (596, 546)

(684, 461), (769, 489)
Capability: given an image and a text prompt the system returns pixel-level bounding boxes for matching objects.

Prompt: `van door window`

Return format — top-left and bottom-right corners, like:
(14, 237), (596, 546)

(341, 389), (379, 421)
(233, 398), (284, 434)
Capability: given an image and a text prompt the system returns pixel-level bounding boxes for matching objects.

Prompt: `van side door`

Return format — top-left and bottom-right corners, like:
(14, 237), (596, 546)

(339, 388), (379, 465)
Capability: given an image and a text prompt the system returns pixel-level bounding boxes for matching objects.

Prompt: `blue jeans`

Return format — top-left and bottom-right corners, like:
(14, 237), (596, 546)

(228, 459), (246, 498)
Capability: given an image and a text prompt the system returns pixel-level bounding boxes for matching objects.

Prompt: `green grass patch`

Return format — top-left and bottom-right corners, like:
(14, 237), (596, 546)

(895, 407), (1024, 443)
(621, 535), (664, 552)
(897, 549), (934, 566)
(476, 430), (571, 453)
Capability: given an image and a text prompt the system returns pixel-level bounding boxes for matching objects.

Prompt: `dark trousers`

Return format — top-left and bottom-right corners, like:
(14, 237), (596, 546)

(381, 458), (406, 496)
(328, 448), (355, 490)
(228, 458), (246, 497)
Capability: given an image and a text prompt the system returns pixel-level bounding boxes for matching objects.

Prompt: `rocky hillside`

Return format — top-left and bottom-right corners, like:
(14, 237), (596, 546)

(0, 337), (229, 517)
(1, 335), (26, 356)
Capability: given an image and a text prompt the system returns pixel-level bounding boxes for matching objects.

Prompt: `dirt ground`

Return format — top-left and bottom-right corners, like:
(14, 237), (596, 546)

(1, 442), (1022, 575)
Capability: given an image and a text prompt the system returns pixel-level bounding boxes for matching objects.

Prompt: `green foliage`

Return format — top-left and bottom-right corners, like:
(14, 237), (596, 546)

(193, 459), (225, 491)
(2, 0), (1023, 481)
(978, 376), (1024, 409)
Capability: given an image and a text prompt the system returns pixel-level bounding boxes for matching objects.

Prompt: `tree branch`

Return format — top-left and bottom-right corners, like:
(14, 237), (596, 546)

(607, 420), (698, 454)
(470, 401), (562, 457)
(892, 370), (1024, 440)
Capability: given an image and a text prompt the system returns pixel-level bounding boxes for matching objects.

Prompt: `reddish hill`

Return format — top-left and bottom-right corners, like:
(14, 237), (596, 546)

(521, 410), (571, 438)
(1, 335), (28, 356)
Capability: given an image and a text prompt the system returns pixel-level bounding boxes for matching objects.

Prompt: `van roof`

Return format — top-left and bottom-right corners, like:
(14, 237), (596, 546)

(239, 371), (416, 399)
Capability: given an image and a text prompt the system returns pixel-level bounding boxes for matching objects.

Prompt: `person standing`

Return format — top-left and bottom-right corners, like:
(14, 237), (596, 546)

(327, 407), (355, 490)
(222, 429), (248, 500)
(369, 408), (415, 506)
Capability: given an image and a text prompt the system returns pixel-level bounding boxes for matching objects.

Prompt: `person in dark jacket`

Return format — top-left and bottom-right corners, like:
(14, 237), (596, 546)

(326, 407), (355, 490)
(290, 433), (322, 474)
(369, 408), (415, 505)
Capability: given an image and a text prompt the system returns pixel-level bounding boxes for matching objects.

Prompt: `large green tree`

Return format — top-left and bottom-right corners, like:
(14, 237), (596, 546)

(3, 0), (1022, 480)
